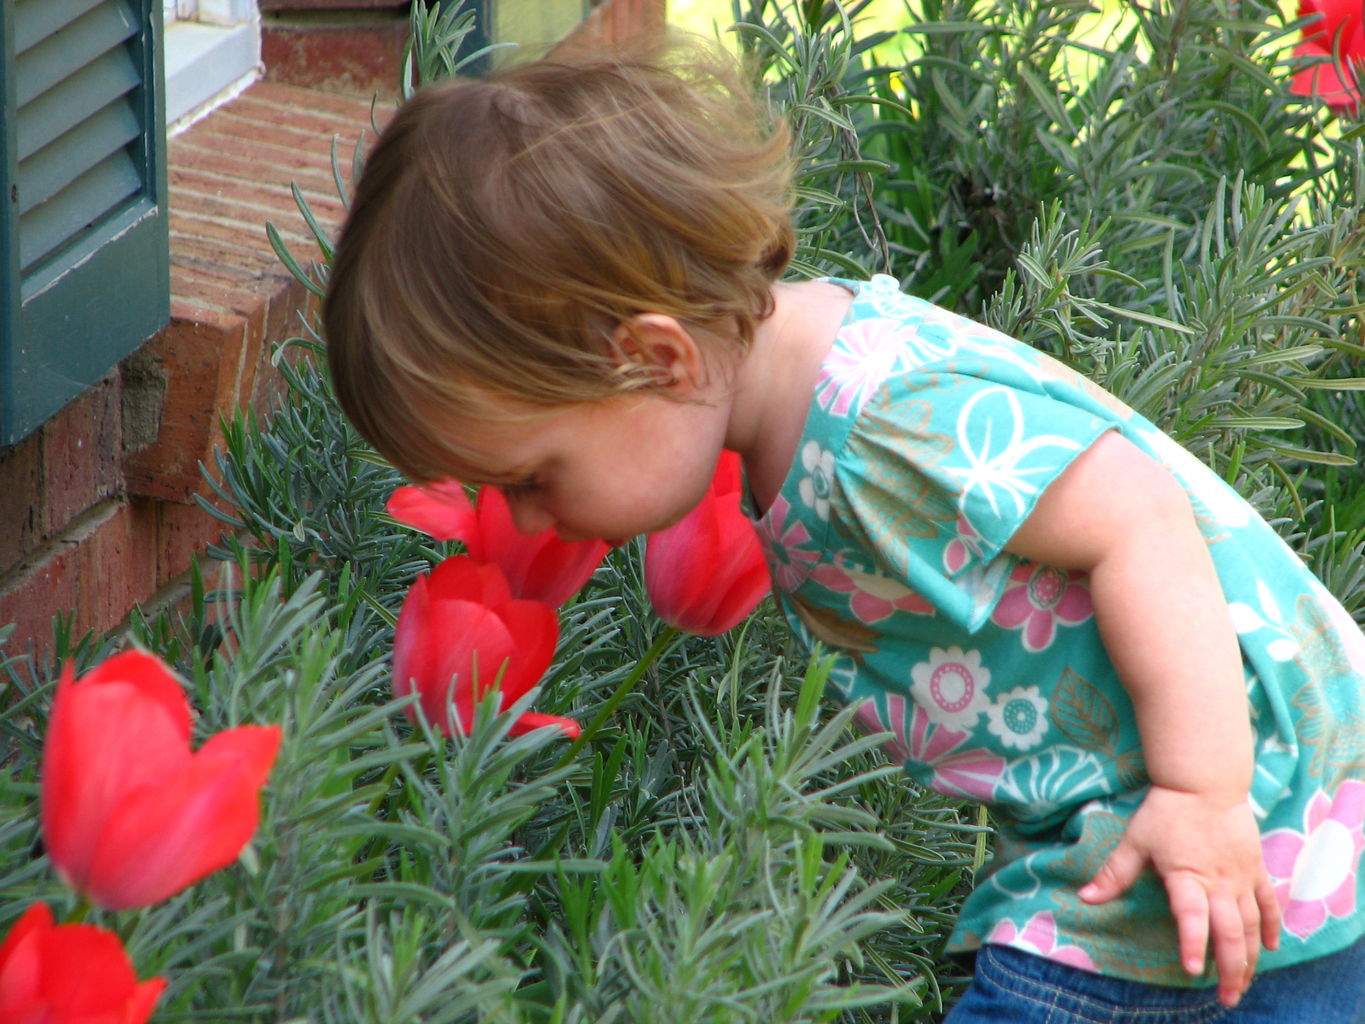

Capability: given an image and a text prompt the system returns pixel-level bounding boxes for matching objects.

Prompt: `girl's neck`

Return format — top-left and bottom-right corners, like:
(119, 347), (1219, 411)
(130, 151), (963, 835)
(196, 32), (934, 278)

(727, 278), (853, 513)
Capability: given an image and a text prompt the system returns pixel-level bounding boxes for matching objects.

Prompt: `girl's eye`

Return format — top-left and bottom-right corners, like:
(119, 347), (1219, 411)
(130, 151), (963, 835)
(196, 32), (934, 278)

(501, 478), (541, 500)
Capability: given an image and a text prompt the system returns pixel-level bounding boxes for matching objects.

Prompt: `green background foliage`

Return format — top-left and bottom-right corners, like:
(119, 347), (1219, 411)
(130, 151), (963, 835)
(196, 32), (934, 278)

(1, 1), (1361, 1020)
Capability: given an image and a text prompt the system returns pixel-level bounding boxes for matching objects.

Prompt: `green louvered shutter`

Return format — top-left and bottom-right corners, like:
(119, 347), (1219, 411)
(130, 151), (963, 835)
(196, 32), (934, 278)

(1, 0), (169, 445)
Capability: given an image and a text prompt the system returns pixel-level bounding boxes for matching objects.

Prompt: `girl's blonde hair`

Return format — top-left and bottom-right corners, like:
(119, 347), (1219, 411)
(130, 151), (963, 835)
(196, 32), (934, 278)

(323, 37), (795, 483)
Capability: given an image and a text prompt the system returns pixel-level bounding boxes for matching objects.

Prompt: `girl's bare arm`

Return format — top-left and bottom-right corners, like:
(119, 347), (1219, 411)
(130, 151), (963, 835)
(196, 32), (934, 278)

(1004, 429), (1281, 1008)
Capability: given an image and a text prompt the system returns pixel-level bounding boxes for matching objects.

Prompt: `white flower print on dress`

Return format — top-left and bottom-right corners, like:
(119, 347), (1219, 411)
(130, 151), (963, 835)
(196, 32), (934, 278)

(814, 319), (908, 417)
(1228, 579), (1301, 663)
(997, 746), (1108, 827)
(984, 686), (1049, 751)
(948, 386), (1086, 522)
(1262, 779), (1365, 940)
(987, 912), (1096, 971)
(910, 646), (990, 730)
(798, 441), (836, 520)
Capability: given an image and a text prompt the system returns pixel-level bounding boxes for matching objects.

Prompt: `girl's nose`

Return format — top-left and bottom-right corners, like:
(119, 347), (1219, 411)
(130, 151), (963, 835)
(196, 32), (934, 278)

(505, 494), (555, 536)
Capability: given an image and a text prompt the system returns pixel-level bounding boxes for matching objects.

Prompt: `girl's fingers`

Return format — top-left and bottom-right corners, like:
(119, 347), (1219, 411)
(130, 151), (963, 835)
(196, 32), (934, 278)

(1208, 892), (1251, 1006)
(1256, 873), (1283, 951)
(1165, 873), (1211, 977)
(1078, 838), (1146, 905)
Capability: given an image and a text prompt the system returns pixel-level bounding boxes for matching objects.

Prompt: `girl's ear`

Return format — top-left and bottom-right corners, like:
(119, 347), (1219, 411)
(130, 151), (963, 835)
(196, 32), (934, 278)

(610, 314), (709, 395)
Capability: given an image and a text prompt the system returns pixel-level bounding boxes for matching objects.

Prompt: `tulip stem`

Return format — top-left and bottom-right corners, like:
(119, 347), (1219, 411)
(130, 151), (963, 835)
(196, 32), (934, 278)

(64, 896), (92, 925)
(557, 626), (680, 767)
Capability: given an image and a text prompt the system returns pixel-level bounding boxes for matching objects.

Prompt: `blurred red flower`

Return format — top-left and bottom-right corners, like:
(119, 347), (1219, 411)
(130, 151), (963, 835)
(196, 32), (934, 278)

(644, 450), (770, 636)
(41, 650), (281, 911)
(387, 481), (608, 607)
(0, 903), (165, 1023)
(1291, 0), (1363, 112)
(393, 556), (577, 737)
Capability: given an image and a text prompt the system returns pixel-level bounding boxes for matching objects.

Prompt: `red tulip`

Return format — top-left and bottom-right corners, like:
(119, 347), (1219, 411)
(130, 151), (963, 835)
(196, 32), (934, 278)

(0, 902), (165, 1023)
(393, 556), (577, 737)
(644, 450), (770, 636)
(41, 650), (282, 911)
(387, 481), (608, 607)
(1291, 0), (1363, 112)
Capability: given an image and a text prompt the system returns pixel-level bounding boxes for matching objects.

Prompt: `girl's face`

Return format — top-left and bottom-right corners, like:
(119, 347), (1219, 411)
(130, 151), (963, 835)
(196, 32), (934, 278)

(441, 388), (733, 546)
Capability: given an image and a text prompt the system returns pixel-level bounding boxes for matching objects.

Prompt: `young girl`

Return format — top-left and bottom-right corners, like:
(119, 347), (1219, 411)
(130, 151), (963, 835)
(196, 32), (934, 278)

(322, 39), (1365, 1023)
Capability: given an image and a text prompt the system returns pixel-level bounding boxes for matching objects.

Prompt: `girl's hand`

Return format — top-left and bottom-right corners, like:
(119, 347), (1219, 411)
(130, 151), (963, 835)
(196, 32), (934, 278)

(1078, 784), (1283, 1007)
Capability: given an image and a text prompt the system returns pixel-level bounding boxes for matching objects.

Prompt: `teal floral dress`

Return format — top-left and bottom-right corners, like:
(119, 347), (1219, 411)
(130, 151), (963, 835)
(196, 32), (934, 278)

(753, 275), (1365, 985)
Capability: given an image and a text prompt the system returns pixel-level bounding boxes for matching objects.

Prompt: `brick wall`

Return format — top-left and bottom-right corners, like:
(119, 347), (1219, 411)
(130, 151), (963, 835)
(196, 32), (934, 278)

(0, 84), (377, 661)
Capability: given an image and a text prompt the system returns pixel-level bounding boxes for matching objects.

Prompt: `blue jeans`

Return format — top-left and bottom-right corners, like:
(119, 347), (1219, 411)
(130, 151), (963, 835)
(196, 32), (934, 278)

(944, 938), (1365, 1023)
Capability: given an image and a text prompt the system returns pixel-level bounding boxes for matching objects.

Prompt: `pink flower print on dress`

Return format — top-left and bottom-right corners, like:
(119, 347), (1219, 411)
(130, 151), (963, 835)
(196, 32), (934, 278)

(944, 516), (988, 575)
(988, 912), (1097, 971)
(1262, 779), (1365, 940)
(810, 559), (933, 624)
(758, 495), (820, 592)
(910, 646), (990, 730)
(814, 319), (907, 417)
(854, 694), (1005, 800)
(992, 563), (1093, 652)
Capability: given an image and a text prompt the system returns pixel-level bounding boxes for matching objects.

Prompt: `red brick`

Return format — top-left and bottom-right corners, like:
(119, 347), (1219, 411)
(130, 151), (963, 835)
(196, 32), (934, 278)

(0, 430), (42, 572)
(170, 210), (310, 264)
(74, 501), (159, 639)
(247, 81), (388, 122)
(43, 373), (122, 539)
(262, 22), (408, 98)
(168, 145), (346, 199)
(212, 93), (383, 142)
(170, 264), (277, 319)
(0, 529), (81, 658)
(123, 305), (263, 503)
(155, 497), (232, 586)
(259, 0), (406, 12)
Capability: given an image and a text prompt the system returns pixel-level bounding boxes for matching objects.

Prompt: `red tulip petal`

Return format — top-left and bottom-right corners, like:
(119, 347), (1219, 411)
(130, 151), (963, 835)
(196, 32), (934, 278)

(38, 927), (138, 1011)
(473, 489), (608, 606)
(711, 450), (744, 497)
(43, 677), (190, 892)
(0, 906), (162, 1022)
(81, 725), (280, 909)
(509, 712), (581, 738)
(0, 903), (52, 1006)
(387, 484), (475, 542)
(489, 600), (559, 700)
(519, 536), (610, 608)
(126, 978), (169, 1024)
(645, 499), (721, 619)
(395, 599), (517, 733)
(1299, 0), (1361, 36)
(391, 571), (433, 698)
(696, 557), (771, 636)
(77, 651), (192, 742)
(643, 451), (770, 635)
(474, 486), (526, 562)
(427, 556), (514, 605)
(1292, 55), (1361, 109)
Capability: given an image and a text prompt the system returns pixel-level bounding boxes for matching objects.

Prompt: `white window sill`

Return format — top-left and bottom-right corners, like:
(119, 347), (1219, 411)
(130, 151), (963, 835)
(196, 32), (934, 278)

(165, 19), (261, 133)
